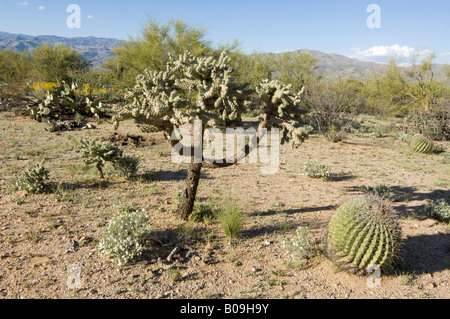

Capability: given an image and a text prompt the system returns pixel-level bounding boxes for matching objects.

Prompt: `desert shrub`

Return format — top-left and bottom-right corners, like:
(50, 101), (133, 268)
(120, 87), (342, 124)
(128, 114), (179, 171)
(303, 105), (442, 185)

(407, 100), (450, 141)
(0, 49), (36, 98)
(98, 209), (151, 266)
(32, 44), (91, 83)
(304, 80), (366, 142)
(397, 132), (412, 143)
(281, 226), (313, 262)
(424, 200), (450, 224)
(217, 202), (245, 240)
(302, 160), (331, 181)
(327, 195), (402, 274)
(112, 155), (140, 179)
(14, 163), (49, 194)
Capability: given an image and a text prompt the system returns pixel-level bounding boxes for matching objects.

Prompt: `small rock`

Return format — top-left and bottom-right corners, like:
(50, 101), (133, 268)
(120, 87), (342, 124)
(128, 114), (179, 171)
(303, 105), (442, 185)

(429, 283), (437, 288)
(90, 289), (98, 294)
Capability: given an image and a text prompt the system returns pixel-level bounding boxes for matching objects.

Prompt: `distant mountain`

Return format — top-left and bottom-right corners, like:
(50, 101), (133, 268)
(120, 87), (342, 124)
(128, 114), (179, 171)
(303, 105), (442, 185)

(269, 50), (388, 81)
(0, 31), (123, 69)
(0, 31), (447, 83)
(271, 50), (448, 84)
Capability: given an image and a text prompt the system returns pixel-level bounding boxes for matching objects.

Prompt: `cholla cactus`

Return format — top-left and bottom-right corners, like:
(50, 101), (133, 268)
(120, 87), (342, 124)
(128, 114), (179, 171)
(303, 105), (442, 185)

(113, 51), (249, 137)
(77, 137), (123, 179)
(98, 210), (151, 266)
(256, 80), (309, 148)
(113, 51), (310, 220)
(29, 81), (103, 124)
(15, 163), (49, 194)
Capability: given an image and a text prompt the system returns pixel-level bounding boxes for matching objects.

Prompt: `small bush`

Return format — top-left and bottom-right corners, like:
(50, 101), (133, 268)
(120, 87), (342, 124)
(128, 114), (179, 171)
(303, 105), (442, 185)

(424, 200), (450, 224)
(98, 210), (151, 266)
(397, 132), (412, 143)
(113, 155), (140, 179)
(217, 202), (245, 240)
(14, 163), (49, 194)
(190, 202), (215, 223)
(302, 160), (331, 181)
(281, 227), (313, 262)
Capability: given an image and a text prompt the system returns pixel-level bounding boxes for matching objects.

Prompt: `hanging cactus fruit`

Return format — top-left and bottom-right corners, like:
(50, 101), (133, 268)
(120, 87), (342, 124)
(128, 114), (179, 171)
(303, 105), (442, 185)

(326, 195), (402, 274)
(410, 135), (434, 154)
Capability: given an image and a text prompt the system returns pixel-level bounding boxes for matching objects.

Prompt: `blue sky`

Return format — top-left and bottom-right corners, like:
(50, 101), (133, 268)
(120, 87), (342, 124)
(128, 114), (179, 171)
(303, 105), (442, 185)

(0, 0), (449, 64)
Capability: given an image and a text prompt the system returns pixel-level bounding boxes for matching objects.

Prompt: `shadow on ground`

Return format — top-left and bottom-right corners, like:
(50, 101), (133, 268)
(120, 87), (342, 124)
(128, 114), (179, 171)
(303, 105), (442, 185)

(398, 233), (450, 275)
(251, 205), (336, 217)
(345, 185), (450, 218)
(138, 170), (211, 182)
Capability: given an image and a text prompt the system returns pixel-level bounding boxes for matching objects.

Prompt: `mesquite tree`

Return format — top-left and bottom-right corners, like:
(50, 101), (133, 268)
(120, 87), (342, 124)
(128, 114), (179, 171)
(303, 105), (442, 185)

(114, 51), (308, 220)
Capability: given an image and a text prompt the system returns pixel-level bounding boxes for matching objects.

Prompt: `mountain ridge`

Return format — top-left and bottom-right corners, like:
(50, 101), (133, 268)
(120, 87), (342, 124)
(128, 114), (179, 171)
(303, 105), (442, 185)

(0, 31), (447, 83)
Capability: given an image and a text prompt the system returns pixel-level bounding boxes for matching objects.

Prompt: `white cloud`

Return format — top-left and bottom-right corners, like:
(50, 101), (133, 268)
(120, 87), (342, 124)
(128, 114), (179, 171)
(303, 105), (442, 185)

(87, 15), (95, 19)
(38, 5), (45, 10)
(16, 2), (28, 5)
(351, 45), (433, 60)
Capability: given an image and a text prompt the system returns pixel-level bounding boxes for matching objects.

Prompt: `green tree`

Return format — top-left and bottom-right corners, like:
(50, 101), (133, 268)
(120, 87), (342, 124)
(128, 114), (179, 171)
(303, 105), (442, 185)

(33, 44), (91, 83)
(105, 19), (216, 88)
(272, 51), (318, 91)
(0, 49), (35, 97)
(363, 59), (412, 116)
(229, 51), (275, 89)
(404, 54), (443, 110)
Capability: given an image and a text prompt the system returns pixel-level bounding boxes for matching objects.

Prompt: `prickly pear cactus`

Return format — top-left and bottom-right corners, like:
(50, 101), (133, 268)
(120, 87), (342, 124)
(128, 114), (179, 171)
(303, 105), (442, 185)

(410, 135), (434, 154)
(29, 81), (103, 124)
(326, 195), (402, 274)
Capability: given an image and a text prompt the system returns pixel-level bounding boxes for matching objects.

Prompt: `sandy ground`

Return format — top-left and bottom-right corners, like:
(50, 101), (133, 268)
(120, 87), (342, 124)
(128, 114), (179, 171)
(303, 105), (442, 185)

(0, 111), (449, 299)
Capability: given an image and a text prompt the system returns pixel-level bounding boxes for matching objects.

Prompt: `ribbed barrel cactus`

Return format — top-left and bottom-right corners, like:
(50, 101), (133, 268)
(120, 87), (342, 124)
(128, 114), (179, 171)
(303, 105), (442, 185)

(327, 195), (402, 274)
(410, 134), (434, 154)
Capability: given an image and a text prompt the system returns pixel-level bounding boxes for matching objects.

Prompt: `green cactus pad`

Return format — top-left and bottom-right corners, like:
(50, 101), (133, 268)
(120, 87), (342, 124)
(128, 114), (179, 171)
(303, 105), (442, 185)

(327, 195), (402, 274)
(410, 135), (434, 154)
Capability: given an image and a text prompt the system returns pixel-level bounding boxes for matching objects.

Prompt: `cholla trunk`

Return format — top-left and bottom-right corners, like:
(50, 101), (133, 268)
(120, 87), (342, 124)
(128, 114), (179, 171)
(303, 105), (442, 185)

(176, 162), (203, 220)
(97, 163), (105, 179)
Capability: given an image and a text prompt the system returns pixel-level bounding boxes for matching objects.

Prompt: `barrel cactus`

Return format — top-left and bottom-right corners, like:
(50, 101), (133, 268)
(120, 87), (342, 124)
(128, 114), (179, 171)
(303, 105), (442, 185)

(326, 195), (402, 274)
(410, 134), (434, 154)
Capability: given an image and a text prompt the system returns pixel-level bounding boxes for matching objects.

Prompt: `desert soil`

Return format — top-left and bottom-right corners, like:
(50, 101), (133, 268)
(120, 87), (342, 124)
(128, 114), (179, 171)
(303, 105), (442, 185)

(0, 111), (449, 299)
